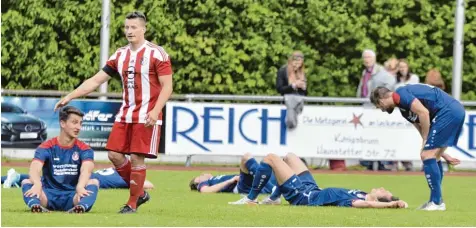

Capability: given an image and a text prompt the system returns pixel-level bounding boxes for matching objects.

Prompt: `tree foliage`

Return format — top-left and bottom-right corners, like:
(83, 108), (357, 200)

(2, 0), (475, 99)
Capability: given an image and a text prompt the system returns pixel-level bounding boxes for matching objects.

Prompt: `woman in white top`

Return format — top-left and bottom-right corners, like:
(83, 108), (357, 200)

(394, 59), (420, 89)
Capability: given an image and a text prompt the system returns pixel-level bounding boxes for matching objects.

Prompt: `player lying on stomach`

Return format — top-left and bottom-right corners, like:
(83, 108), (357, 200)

(2, 168), (154, 190)
(230, 153), (408, 209)
(189, 153), (280, 204)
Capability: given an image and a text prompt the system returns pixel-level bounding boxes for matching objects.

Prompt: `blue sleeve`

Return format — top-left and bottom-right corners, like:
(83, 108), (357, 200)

(33, 148), (50, 163)
(396, 88), (416, 110)
(80, 149), (94, 162)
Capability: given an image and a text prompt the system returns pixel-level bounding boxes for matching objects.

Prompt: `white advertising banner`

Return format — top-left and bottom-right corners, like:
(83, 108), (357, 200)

(165, 102), (476, 162)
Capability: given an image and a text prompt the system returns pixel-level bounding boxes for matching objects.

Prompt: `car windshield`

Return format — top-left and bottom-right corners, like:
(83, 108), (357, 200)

(1, 103), (25, 113)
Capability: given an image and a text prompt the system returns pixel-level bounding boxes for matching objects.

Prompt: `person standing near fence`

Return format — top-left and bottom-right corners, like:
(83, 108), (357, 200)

(54, 11), (173, 213)
(356, 49), (395, 98)
(275, 51), (307, 129)
(276, 51), (307, 96)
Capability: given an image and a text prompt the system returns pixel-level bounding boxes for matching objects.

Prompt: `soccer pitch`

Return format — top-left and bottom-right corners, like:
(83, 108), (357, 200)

(2, 166), (476, 227)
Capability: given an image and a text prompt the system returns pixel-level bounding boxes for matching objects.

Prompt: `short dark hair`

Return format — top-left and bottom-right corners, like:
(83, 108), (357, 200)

(59, 106), (84, 122)
(126, 11), (147, 23)
(189, 178), (198, 191)
(377, 196), (400, 202)
(370, 86), (392, 105)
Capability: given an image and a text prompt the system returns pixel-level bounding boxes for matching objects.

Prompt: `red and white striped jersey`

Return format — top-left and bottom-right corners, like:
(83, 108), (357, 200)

(103, 41), (173, 123)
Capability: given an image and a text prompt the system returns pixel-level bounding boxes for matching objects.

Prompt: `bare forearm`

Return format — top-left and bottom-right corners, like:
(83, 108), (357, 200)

(202, 180), (235, 193)
(77, 162), (94, 189)
(29, 162), (43, 186)
(413, 123), (423, 139)
(67, 70), (110, 100)
(353, 200), (395, 208)
(419, 115), (430, 141)
(152, 83), (173, 113)
(68, 78), (102, 99)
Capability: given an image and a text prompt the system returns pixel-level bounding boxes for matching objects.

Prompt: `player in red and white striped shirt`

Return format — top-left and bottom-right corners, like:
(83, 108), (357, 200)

(55, 11), (173, 213)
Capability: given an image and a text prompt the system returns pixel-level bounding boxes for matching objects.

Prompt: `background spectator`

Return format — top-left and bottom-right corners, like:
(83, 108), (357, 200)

(394, 59), (420, 89)
(276, 51), (307, 96)
(425, 69), (446, 91)
(356, 49), (396, 98)
(384, 58), (399, 77)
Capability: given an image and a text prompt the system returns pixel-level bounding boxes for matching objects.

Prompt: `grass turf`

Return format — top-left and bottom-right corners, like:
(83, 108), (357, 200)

(1, 166), (476, 227)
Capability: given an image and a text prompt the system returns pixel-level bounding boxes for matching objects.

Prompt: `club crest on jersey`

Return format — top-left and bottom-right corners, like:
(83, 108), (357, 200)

(72, 151), (79, 161)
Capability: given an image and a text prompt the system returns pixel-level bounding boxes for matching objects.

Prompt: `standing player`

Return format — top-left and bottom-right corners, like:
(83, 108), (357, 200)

(230, 153), (408, 209)
(54, 11), (173, 213)
(21, 106), (99, 213)
(370, 84), (465, 211)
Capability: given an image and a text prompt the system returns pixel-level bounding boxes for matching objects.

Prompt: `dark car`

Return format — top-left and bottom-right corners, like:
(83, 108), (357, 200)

(1, 102), (47, 146)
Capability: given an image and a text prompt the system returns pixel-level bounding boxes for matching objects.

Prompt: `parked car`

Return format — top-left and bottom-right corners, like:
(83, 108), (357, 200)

(1, 102), (47, 146)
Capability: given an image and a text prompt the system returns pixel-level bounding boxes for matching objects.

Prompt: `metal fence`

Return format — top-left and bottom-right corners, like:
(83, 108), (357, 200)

(3, 89), (476, 106)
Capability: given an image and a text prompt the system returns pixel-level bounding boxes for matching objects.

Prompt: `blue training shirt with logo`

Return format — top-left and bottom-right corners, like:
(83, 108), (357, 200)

(33, 137), (94, 191)
(197, 175), (237, 193)
(91, 168), (128, 189)
(395, 84), (458, 123)
(308, 188), (367, 207)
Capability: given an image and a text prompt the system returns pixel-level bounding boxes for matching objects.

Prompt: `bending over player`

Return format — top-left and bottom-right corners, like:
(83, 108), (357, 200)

(230, 153), (408, 209)
(21, 106), (98, 213)
(3, 168), (154, 190)
(189, 154), (278, 203)
(370, 85), (463, 211)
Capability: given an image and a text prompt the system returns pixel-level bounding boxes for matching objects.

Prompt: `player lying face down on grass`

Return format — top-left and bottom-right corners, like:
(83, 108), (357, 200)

(21, 106), (98, 213)
(229, 153), (408, 209)
(189, 154), (279, 201)
(370, 85), (464, 211)
(3, 168), (154, 190)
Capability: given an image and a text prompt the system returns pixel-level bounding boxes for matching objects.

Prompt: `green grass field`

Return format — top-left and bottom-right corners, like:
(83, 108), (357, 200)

(2, 166), (476, 227)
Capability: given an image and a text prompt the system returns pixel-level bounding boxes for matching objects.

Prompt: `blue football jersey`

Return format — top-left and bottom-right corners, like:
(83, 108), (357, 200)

(309, 188), (367, 207)
(197, 175), (238, 193)
(34, 137), (94, 191)
(395, 84), (458, 123)
(91, 168), (128, 189)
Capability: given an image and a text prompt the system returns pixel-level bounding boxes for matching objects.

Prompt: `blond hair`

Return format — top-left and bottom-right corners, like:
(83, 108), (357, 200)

(287, 51), (305, 84)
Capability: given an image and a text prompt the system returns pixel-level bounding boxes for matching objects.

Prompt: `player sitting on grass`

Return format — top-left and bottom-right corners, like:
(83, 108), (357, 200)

(229, 153), (408, 209)
(189, 153), (280, 204)
(21, 106), (99, 213)
(3, 168), (154, 190)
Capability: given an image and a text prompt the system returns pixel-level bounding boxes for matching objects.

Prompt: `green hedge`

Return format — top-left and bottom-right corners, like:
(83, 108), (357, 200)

(2, 0), (475, 99)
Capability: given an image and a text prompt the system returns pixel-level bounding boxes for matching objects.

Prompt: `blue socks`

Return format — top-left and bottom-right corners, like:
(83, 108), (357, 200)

(269, 185), (282, 201)
(423, 158), (442, 205)
(247, 162), (272, 200)
(244, 158), (259, 175)
(78, 184), (99, 212)
(22, 183), (41, 208)
(437, 160), (444, 182)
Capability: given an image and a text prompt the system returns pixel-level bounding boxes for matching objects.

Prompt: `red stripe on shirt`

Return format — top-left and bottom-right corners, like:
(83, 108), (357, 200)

(392, 93), (401, 105)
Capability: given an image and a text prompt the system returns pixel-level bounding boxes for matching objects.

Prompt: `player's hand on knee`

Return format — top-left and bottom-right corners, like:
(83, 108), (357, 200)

(76, 187), (92, 197)
(24, 184), (42, 198)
